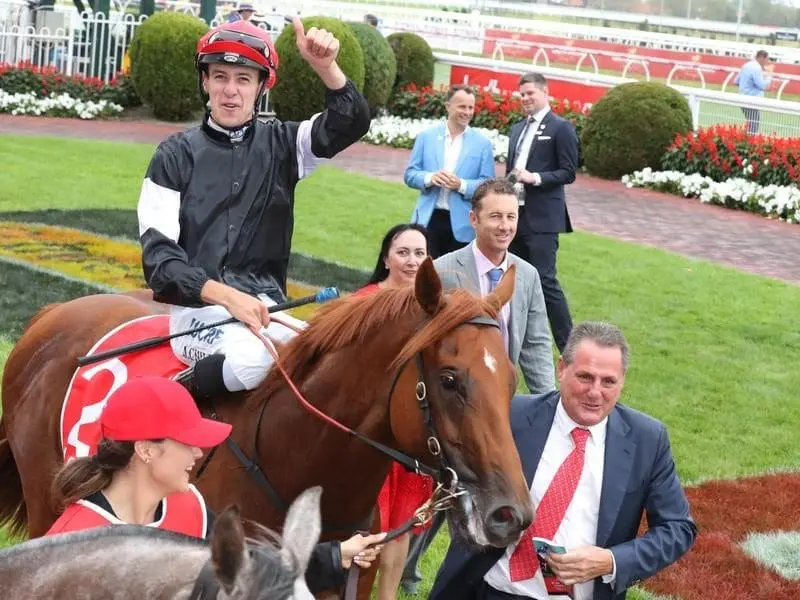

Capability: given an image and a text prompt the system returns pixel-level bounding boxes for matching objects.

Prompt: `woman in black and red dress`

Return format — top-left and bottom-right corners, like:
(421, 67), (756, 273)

(353, 223), (433, 600)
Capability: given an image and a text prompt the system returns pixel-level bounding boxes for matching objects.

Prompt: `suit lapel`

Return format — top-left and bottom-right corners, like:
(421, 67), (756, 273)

(595, 409), (635, 547)
(506, 255), (521, 354)
(516, 395), (559, 487)
(507, 121), (524, 170)
(454, 128), (470, 173)
(455, 246), (480, 293)
(436, 123), (446, 169)
(525, 111), (552, 170)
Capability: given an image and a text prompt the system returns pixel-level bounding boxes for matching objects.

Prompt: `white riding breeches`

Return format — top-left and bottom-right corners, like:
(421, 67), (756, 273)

(169, 294), (306, 391)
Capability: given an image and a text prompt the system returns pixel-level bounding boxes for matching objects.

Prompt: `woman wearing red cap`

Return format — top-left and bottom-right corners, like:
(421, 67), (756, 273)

(46, 376), (385, 592)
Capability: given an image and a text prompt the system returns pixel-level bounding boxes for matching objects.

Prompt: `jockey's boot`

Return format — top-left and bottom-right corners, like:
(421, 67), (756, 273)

(174, 353), (229, 403)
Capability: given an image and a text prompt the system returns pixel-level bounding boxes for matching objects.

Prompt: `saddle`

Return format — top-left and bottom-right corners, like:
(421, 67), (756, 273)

(61, 315), (186, 461)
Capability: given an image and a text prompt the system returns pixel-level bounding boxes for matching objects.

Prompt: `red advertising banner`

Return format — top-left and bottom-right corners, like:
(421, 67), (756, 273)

(450, 65), (611, 105)
(482, 30), (800, 95)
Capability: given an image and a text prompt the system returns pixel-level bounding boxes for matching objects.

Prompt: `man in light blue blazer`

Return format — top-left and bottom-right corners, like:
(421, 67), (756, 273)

(404, 84), (496, 258)
(430, 322), (697, 600)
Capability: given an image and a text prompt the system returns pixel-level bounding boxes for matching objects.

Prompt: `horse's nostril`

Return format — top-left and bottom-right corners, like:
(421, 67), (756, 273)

(489, 504), (522, 529)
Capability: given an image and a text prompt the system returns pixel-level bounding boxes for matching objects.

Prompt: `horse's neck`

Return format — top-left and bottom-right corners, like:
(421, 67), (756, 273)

(269, 333), (415, 530)
(0, 537), (208, 599)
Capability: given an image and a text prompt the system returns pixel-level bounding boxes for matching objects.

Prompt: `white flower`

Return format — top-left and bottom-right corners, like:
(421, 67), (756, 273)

(621, 169), (800, 224)
(0, 89), (123, 119)
(364, 115), (510, 163)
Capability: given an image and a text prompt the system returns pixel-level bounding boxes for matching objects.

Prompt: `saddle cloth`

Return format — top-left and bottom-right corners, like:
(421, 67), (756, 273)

(60, 315), (185, 461)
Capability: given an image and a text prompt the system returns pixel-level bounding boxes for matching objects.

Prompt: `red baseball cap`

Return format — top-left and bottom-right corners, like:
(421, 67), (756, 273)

(99, 376), (232, 448)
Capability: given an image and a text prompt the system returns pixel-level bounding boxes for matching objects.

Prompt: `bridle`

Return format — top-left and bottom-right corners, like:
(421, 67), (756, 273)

(194, 311), (501, 596)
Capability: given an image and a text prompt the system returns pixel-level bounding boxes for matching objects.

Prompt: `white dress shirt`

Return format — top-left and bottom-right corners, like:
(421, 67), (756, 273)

(424, 124), (468, 209)
(471, 241), (510, 352)
(484, 400), (616, 599)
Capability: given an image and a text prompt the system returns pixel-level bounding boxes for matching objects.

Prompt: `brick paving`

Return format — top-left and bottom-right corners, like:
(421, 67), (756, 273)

(3, 114), (799, 285)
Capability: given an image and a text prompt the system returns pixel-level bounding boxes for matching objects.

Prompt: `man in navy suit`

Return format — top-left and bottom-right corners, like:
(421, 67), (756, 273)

(404, 84), (496, 258)
(430, 321), (697, 600)
(507, 72), (578, 353)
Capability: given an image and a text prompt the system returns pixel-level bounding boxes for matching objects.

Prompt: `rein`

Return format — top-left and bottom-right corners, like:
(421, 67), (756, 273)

(194, 311), (500, 599)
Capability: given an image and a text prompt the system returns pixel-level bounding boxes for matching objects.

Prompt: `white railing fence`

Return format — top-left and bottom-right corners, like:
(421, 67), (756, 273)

(2, 2), (798, 133)
(0, 5), (278, 114)
(436, 52), (800, 138)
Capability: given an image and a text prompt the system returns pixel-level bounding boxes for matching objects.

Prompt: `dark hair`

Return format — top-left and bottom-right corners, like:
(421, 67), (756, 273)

(756, 50), (769, 60)
(366, 224), (430, 285)
(363, 13), (378, 26)
(51, 439), (136, 512)
(519, 72), (547, 89)
(471, 177), (518, 212)
(446, 84), (475, 101)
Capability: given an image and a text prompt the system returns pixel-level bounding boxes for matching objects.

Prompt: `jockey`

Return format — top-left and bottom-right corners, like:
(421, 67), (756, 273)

(46, 377), (386, 592)
(136, 18), (370, 402)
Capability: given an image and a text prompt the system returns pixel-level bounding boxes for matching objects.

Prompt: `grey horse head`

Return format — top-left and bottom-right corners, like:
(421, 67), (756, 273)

(0, 486), (324, 600)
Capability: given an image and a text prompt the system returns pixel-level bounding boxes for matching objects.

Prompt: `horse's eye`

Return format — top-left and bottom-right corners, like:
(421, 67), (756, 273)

(440, 373), (457, 390)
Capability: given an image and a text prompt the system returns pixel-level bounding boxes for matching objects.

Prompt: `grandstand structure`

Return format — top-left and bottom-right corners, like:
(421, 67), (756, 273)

(385, 0), (800, 41)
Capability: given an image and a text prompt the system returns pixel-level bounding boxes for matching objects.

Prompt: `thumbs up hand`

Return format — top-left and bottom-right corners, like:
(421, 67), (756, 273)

(293, 16), (339, 70)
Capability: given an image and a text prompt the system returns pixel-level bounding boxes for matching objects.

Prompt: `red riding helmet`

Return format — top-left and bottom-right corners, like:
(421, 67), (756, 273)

(196, 21), (279, 89)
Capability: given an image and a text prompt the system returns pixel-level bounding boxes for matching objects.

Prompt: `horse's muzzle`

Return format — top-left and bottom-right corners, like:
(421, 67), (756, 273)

(482, 501), (532, 547)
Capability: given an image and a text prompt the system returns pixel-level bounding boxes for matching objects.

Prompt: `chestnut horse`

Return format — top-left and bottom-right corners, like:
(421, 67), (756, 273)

(0, 258), (533, 597)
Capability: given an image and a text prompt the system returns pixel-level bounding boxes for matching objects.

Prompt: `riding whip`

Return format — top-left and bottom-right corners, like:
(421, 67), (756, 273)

(76, 287), (340, 367)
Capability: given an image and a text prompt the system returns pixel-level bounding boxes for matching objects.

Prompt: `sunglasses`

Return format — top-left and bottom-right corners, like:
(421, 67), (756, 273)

(207, 30), (273, 61)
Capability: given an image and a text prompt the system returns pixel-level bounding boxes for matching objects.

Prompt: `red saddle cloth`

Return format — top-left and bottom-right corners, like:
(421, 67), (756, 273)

(60, 315), (186, 462)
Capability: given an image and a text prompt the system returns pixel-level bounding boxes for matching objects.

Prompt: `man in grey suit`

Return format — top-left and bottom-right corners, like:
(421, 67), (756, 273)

(401, 177), (557, 594)
(434, 177), (556, 393)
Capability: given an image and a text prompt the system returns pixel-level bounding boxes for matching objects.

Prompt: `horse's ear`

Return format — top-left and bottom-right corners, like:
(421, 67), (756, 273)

(415, 257), (444, 316)
(485, 263), (516, 314)
(211, 505), (249, 595)
(280, 486), (322, 574)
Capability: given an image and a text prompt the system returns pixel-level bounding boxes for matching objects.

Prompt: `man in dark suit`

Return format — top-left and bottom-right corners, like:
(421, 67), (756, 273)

(507, 72), (579, 353)
(430, 321), (697, 600)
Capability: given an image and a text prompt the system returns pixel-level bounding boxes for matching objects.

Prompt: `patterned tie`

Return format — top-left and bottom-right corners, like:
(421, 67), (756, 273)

(508, 427), (591, 582)
(514, 116), (534, 156)
(488, 267), (503, 292)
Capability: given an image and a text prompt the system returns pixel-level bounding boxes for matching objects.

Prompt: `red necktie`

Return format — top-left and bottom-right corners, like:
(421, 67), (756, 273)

(509, 427), (591, 582)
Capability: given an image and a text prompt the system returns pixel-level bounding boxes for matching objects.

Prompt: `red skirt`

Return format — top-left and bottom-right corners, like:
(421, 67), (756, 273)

(377, 461), (435, 535)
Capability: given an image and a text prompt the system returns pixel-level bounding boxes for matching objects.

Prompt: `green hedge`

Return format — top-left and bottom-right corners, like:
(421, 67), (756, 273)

(347, 22), (396, 114)
(128, 12), (207, 121)
(270, 16), (365, 121)
(580, 81), (693, 179)
(386, 32), (434, 97)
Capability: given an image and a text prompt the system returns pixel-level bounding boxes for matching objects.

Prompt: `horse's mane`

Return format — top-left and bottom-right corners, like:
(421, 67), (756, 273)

(0, 524), (207, 558)
(258, 285), (499, 397)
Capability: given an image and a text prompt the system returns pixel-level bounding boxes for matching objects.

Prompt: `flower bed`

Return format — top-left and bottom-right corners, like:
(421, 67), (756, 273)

(0, 90), (123, 119)
(0, 62), (139, 108)
(364, 114), (511, 162)
(622, 167), (800, 224)
(0, 62), (137, 119)
(388, 83), (590, 137)
(662, 125), (800, 187)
